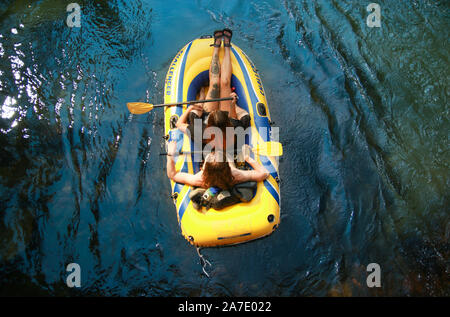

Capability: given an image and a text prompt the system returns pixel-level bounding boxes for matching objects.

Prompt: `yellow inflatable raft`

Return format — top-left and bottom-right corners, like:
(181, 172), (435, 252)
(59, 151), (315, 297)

(164, 36), (281, 247)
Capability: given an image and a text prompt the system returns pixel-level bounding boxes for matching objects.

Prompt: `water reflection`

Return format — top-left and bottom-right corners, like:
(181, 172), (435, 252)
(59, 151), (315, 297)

(0, 0), (448, 296)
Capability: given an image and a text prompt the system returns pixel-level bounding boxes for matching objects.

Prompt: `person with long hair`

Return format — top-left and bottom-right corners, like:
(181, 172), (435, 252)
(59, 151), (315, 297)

(177, 104), (236, 150)
(175, 29), (250, 150)
(166, 141), (269, 189)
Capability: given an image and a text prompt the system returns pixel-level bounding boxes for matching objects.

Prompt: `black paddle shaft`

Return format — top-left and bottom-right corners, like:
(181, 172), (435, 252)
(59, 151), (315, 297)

(152, 97), (233, 108)
(160, 149), (245, 156)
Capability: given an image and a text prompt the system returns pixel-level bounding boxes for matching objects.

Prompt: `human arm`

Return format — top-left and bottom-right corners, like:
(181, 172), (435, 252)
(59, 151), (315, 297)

(175, 104), (203, 134)
(228, 92), (238, 119)
(166, 141), (204, 187)
(231, 145), (270, 183)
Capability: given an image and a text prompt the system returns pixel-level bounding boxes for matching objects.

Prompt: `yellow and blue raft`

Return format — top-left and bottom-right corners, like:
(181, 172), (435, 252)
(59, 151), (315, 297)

(164, 36), (281, 247)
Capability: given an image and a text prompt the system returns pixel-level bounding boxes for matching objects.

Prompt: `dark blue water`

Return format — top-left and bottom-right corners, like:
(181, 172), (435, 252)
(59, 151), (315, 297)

(0, 0), (448, 296)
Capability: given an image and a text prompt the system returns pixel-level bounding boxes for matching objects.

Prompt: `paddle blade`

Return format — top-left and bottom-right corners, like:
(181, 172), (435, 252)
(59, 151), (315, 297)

(253, 141), (283, 156)
(127, 102), (154, 114)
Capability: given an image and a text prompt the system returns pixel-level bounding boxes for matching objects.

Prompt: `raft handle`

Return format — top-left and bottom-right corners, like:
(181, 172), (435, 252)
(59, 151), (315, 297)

(256, 102), (267, 117)
(170, 115), (178, 129)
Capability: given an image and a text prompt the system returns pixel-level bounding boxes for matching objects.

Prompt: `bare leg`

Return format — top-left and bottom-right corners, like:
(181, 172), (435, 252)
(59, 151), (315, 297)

(219, 39), (234, 118)
(220, 29), (249, 120)
(199, 87), (206, 100)
(204, 35), (222, 112)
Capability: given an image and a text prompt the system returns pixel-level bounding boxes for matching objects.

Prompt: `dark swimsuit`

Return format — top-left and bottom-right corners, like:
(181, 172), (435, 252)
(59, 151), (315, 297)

(186, 111), (251, 145)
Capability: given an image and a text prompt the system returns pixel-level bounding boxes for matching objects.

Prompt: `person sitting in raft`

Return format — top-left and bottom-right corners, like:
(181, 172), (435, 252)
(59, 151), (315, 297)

(176, 28), (250, 146)
(166, 141), (269, 189)
(176, 99), (236, 150)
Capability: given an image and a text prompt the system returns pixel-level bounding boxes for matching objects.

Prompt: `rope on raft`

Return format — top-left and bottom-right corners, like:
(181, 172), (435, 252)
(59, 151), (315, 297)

(196, 247), (212, 277)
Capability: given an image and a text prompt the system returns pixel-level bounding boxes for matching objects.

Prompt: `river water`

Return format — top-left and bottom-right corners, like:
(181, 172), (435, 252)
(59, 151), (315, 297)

(0, 0), (448, 296)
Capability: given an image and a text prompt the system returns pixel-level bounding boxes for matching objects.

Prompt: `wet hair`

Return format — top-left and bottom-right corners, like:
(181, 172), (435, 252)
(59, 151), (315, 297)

(207, 110), (232, 132)
(206, 110), (233, 147)
(202, 152), (234, 190)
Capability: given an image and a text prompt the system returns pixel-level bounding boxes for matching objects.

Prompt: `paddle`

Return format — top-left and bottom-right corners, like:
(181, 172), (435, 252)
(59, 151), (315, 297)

(127, 97), (234, 115)
(160, 141), (283, 157)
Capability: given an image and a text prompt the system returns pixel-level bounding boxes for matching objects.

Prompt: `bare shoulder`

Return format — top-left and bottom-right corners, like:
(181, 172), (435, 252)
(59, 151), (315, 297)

(173, 170), (204, 187)
(231, 168), (247, 183)
(232, 167), (269, 184)
(191, 171), (204, 187)
(186, 170), (204, 187)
